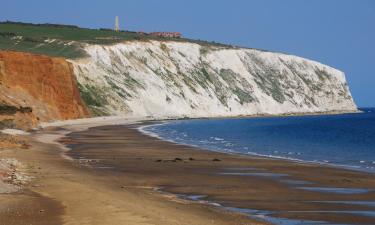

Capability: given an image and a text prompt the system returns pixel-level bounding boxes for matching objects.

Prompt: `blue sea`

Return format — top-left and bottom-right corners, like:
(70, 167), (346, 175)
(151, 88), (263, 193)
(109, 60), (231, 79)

(142, 108), (375, 173)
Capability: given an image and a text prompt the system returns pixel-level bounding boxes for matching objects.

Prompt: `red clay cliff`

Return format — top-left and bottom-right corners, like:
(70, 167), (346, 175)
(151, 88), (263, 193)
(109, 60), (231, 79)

(0, 51), (89, 128)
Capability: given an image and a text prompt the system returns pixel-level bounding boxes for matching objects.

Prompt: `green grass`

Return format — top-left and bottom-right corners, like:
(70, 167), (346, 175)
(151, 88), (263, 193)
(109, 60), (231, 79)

(315, 69), (329, 81)
(0, 35), (86, 58)
(0, 22), (155, 43)
(0, 21), (234, 59)
(219, 69), (256, 104)
(78, 84), (105, 107)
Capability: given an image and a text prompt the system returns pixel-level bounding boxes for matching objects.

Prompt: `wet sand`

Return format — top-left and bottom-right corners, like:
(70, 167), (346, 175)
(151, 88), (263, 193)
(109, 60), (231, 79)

(1, 120), (375, 225)
(64, 122), (375, 224)
(0, 122), (264, 225)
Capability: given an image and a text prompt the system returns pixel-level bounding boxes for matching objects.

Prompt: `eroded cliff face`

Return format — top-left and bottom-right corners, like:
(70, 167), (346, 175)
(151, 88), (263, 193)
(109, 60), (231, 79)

(0, 40), (358, 126)
(71, 41), (357, 118)
(0, 51), (89, 129)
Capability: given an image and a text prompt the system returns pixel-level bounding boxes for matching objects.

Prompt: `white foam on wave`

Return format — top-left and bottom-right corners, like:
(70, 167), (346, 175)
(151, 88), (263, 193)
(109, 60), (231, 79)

(137, 122), (202, 149)
(137, 122), (169, 139)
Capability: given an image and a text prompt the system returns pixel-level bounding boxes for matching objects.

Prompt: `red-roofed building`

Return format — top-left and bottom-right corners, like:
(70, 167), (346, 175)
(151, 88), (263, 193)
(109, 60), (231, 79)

(150, 32), (182, 38)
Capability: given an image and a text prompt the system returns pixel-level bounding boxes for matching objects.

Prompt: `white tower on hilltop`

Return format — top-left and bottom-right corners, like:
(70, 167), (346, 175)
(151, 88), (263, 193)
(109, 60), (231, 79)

(115, 16), (120, 32)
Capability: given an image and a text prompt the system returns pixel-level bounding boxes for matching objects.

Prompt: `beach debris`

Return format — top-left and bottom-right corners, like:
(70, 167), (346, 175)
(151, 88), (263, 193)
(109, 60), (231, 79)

(77, 158), (100, 166)
(0, 133), (29, 149)
(188, 157), (195, 161)
(155, 158), (185, 163)
(0, 158), (31, 193)
(212, 158), (221, 162)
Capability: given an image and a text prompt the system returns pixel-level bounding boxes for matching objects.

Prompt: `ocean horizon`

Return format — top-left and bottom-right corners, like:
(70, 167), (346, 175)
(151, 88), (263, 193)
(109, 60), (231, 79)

(142, 108), (375, 173)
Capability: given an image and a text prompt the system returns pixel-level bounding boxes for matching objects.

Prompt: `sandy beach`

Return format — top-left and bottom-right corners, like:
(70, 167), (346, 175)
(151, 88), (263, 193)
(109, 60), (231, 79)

(1, 118), (375, 225)
(0, 118), (264, 225)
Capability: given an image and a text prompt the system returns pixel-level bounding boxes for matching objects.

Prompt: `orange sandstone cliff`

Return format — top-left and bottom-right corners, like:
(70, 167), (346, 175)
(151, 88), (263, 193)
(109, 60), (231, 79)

(0, 51), (90, 129)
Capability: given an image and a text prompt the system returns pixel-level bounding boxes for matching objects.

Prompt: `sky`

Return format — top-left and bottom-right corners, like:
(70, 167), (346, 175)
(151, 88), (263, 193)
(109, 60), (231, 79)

(1, 0), (374, 107)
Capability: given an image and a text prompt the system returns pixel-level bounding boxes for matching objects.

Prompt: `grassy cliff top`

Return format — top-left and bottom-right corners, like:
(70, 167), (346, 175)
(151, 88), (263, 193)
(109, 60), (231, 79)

(0, 21), (232, 59)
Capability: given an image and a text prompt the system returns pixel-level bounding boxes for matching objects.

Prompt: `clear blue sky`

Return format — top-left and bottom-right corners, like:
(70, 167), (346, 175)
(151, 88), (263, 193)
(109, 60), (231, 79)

(1, 0), (374, 107)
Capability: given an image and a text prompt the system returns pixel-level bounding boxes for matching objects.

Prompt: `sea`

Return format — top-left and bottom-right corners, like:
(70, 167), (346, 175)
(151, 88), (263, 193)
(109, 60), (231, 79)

(142, 108), (375, 173)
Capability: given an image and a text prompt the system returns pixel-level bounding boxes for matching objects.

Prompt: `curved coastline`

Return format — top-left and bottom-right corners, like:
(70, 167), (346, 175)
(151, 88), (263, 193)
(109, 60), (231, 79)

(3, 115), (374, 225)
(2, 117), (264, 225)
(62, 120), (375, 225)
(137, 119), (374, 174)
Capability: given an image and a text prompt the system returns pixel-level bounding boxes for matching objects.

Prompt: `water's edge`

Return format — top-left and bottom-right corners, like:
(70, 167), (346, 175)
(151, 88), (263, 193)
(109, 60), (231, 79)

(137, 120), (374, 175)
(135, 120), (375, 225)
(57, 115), (375, 225)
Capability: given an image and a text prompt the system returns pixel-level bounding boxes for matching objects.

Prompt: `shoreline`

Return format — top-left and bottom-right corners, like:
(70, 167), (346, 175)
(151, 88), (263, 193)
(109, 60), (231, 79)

(1, 114), (374, 225)
(63, 121), (375, 225)
(138, 109), (363, 123)
(137, 118), (375, 175)
(135, 120), (375, 223)
(1, 118), (264, 225)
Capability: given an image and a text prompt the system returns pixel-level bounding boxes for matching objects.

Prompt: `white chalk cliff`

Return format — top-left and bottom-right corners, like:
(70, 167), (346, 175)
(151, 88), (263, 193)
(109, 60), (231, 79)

(70, 41), (357, 118)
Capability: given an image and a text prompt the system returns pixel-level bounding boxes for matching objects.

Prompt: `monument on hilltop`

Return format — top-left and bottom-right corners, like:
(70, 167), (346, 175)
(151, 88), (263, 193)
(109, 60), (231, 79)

(115, 16), (120, 32)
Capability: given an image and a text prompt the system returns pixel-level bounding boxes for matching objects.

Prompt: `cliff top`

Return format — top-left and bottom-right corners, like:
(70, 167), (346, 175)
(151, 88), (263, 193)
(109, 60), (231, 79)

(0, 21), (236, 59)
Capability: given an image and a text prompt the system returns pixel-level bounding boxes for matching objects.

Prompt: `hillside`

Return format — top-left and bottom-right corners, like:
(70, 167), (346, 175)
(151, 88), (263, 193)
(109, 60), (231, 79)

(0, 21), (358, 128)
(0, 21), (230, 59)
